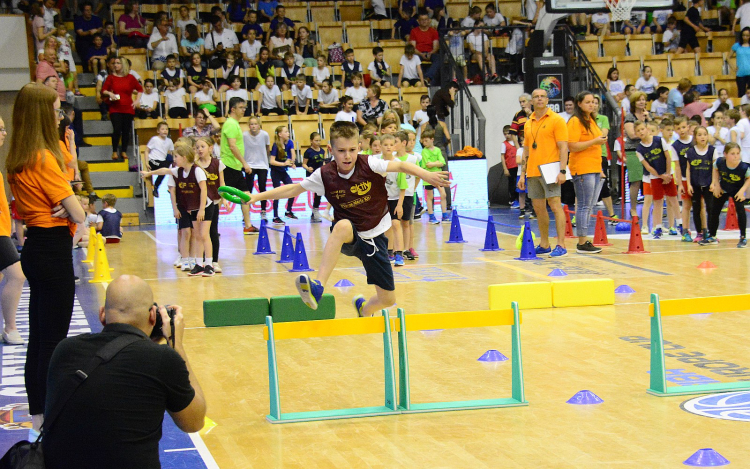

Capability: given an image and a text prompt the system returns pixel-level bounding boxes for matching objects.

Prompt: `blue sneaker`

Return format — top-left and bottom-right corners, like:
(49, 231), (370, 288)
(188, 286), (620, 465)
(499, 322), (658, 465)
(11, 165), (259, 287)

(549, 245), (568, 257)
(535, 245), (552, 255)
(738, 237), (747, 248)
(699, 236), (717, 246)
(295, 274), (324, 310)
(668, 227), (678, 236)
(353, 294), (367, 317)
(511, 201), (520, 209)
(652, 227), (662, 239)
(428, 214), (439, 224)
(441, 214), (452, 223)
(394, 253), (404, 266)
(682, 231), (693, 242)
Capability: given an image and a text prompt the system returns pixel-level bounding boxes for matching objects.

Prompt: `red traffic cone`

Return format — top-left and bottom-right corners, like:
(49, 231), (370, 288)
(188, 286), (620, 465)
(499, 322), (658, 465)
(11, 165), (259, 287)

(592, 211), (613, 246)
(697, 261), (717, 269)
(563, 205), (576, 239)
(624, 216), (649, 254)
(724, 200), (739, 230)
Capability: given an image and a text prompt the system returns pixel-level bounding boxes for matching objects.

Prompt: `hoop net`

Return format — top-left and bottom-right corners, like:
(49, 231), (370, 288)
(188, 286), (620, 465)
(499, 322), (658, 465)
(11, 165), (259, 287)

(605, 0), (636, 22)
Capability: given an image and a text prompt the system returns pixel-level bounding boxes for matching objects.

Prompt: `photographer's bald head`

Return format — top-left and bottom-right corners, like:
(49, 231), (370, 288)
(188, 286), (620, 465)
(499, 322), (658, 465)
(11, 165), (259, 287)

(99, 275), (156, 333)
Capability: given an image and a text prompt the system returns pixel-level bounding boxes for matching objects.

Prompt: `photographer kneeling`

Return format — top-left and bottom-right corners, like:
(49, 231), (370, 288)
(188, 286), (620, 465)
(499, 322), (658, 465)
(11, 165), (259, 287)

(42, 275), (206, 469)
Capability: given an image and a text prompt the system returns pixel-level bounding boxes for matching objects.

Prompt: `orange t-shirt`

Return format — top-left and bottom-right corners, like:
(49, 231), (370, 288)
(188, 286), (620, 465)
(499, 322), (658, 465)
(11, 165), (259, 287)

(0, 178), (11, 238)
(524, 108), (569, 178)
(8, 150), (75, 235)
(567, 116), (603, 176)
(60, 139), (75, 181)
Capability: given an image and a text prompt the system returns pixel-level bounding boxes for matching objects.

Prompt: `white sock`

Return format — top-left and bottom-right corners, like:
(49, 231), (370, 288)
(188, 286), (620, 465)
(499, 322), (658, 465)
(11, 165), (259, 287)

(205, 257), (212, 266)
(190, 257), (196, 265)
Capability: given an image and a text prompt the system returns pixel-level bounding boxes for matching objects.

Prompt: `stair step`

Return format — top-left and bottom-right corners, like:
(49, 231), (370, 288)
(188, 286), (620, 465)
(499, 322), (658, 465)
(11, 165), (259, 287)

(91, 171), (139, 187)
(83, 120), (113, 136)
(74, 96), (100, 111)
(80, 145), (118, 161)
(78, 72), (96, 84)
(88, 160), (129, 172)
(122, 213), (140, 226)
(82, 111), (103, 121)
(78, 87), (97, 97)
(83, 136), (113, 146)
(95, 186), (133, 199)
(97, 197), (144, 216)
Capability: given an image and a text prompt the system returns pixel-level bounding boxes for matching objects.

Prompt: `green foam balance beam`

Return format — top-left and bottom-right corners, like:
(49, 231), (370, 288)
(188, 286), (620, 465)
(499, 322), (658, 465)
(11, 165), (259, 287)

(203, 298), (270, 327)
(270, 294), (336, 322)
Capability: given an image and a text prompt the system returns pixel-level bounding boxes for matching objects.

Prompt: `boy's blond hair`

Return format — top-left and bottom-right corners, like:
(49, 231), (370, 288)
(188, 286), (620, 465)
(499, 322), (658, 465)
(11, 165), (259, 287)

(380, 133), (396, 143)
(329, 121), (359, 147)
(102, 193), (117, 207)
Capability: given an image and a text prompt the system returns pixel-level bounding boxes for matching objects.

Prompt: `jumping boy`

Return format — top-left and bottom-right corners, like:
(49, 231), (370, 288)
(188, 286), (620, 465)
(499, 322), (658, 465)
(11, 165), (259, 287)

(245, 121), (448, 317)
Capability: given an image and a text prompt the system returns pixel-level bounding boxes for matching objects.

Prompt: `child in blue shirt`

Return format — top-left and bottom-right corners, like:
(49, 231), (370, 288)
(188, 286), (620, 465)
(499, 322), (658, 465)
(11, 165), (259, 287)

(269, 125), (297, 225)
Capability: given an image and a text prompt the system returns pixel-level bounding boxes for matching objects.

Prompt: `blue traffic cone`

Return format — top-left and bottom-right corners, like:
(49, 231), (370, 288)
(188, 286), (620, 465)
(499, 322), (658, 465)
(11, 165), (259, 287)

(446, 209), (467, 243)
(548, 269), (567, 277)
(515, 220), (539, 261)
(253, 219), (276, 255)
(276, 227), (294, 263)
(477, 350), (508, 362)
(683, 448), (730, 466)
(480, 216), (503, 251)
(289, 233), (314, 272)
(566, 390), (603, 404)
(334, 279), (354, 287)
(614, 284), (635, 294)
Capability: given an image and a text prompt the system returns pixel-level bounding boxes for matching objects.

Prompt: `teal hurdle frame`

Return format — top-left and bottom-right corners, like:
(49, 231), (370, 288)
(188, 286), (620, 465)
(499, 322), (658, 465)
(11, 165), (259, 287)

(396, 303), (528, 413)
(265, 311), (399, 423)
(648, 293), (750, 397)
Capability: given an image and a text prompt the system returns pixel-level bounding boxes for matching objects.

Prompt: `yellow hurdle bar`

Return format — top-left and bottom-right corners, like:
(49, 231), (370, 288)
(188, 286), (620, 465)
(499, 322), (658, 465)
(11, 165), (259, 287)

(649, 294), (750, 317)
(263, 316), (386, 340)
(397, 309), (517, 332)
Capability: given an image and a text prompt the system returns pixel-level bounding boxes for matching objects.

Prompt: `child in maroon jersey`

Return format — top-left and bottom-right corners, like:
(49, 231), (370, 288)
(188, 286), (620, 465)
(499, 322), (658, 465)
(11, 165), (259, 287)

(246, 121), (449, 317)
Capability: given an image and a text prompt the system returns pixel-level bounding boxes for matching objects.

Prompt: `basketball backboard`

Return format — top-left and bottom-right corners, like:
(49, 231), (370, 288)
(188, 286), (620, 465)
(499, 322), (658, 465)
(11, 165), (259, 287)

(545, 0), (676, 14)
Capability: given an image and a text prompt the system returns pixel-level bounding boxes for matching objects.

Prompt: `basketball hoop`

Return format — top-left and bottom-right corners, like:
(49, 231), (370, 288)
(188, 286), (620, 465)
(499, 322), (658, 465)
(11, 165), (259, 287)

(605, 0), (636, 22)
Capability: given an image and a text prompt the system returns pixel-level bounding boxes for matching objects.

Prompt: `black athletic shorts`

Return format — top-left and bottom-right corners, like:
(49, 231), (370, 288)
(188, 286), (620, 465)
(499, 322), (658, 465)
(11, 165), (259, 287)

(177, 203), (216, 228)
(223, 166), (249, 192)
(335, 221), (395, 292)
(0, 236), (20, 272)
(388, 196), (414, 221)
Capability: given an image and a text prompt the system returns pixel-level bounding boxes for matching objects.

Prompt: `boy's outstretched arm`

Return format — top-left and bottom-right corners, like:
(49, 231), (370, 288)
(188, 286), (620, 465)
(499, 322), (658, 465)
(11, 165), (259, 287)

(386, 160), (449, 188)
(247, 182), (307, 204)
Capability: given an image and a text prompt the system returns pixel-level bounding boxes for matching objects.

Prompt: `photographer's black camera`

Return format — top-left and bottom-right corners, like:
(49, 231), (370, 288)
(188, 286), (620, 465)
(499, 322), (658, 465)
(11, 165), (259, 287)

(151, 304), (176, 346)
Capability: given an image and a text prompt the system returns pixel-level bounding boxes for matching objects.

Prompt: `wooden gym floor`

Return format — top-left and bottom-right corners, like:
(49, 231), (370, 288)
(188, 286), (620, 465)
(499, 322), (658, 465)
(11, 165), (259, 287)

(85, 208), (750, 468)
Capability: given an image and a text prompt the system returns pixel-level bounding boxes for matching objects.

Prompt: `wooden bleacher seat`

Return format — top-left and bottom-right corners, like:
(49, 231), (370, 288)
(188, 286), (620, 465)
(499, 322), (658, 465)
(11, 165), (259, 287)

(310, 2), (337, 23)
(602, 35), (627, 57)
(628, 34), (654, 57)
(710, 32), (736, 54)
(401, 87), (428, 117)
(346, 42), (378, 67)
(140, 3), (168, 19)
(698, 52), (726, 76)
(380, 43), (405, 74)
(291, 114), (322, 154)
(119, 48), (148, 75)
(578, 35), (600, 58)
(317, 22), (345, 47)
(614, 56), (641, 83)
(285, 2), (310, 23)
(170, 4), (197, 22)
(497, 0), (523, 20)
(320, 113), (336, 139)
(670, 53), (698, 78)
(258, 115), (290, 136)
(445, 0), (471, 23)
(197, 3), (217, 21)
(713, 75), (738, 98)
(589, 57), (614, 82)
(379, 86), (399, 105)
(338, 1), (364, 22)
(345, 21), (373, 46)
(373, 19), (395, 40)
(643, 55), (669, 82)
(111, 5), (125, 26)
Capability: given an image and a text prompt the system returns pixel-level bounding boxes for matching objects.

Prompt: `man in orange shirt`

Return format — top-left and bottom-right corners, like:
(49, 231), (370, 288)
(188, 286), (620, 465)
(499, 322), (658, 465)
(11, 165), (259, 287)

(518, 88), (569, 257)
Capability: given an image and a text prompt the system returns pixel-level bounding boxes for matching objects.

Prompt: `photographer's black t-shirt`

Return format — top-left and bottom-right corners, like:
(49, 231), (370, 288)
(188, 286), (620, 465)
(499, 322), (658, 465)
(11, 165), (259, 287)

(43, 323), (195, 469)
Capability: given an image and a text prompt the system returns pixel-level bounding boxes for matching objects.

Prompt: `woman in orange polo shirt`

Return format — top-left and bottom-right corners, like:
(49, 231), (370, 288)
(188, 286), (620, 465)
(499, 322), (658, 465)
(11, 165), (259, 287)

(0, 116), (27, 347)
(6, 83), (85, 431)
(568, 91), (609, 254)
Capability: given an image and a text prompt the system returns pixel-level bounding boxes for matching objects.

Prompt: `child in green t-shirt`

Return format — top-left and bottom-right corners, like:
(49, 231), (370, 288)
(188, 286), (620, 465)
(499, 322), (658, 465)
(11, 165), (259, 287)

(420, 129), (448, 224)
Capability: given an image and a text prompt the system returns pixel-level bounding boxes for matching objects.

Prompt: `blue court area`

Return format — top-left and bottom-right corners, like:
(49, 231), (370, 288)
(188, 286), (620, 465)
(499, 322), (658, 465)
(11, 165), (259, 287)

(0, 270), (216, 468)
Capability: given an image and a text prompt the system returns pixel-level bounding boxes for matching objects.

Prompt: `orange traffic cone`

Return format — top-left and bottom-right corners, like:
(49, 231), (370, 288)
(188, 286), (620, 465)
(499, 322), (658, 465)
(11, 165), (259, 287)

(697, 261), (717, 269)
(592, 211), (613, 246)
(624, 216), (649, 254)
(724, 200), (739, 230)
(83, 226), (97, 264)
(89, 234), (113, 283)
(563, 205), (576, 239)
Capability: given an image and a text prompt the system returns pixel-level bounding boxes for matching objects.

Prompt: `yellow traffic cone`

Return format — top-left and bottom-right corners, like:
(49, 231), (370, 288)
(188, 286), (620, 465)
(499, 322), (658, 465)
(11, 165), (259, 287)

(83, 227), (97, 264)
(89, 234), (113, 283)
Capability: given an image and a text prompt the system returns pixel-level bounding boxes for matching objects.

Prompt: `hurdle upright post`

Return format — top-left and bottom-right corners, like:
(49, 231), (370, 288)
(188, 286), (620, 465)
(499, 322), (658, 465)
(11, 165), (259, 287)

(397, 308), (410, 411)
(510, 302), (525, 403)
(647, 294), (668, 395)
(381, 309), (398, 412)
(265, 315), (282, 420)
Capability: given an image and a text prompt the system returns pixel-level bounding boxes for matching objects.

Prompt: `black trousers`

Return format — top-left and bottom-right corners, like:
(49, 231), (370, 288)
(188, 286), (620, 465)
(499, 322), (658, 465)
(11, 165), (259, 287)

(709, 193), (746, 238)
(149, 157), (173, 191)
(110, 112), (134, 154)
(690, 183), (712, 233)
(271, 168), (295, 217)
(507, 167), (519, 202)
(22, 226), (75, 416)
(210, 199), (220, 261)
(246, 168), (269, 211)
(737, 75), (750, 98)
(168, 107), (189, 118)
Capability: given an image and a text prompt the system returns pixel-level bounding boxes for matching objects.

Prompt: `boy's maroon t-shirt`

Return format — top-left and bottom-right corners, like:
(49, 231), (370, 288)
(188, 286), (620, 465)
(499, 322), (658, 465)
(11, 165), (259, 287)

(321, 154), (389, 233)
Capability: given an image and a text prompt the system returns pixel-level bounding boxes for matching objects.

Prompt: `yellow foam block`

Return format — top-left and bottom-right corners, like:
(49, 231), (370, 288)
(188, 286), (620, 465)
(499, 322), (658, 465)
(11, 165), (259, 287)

(489, 282), (552, 310)
(551, 279), (615, 308)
